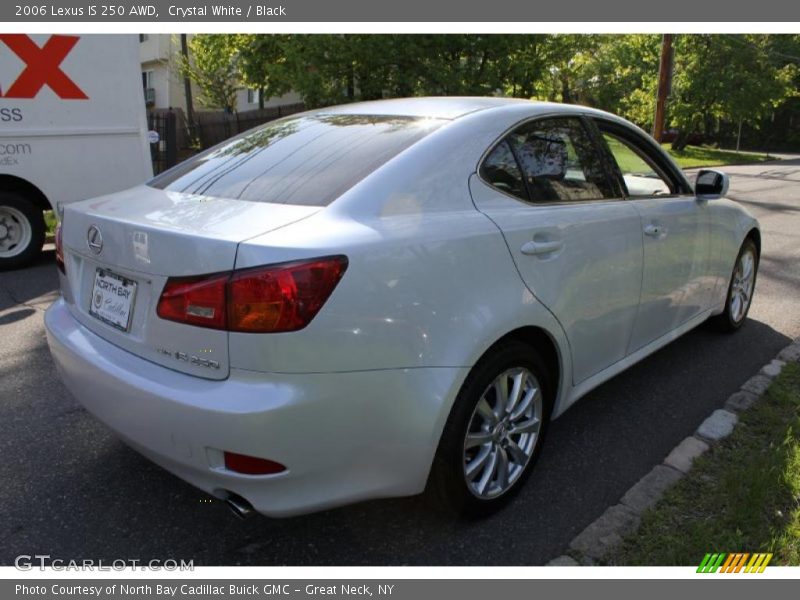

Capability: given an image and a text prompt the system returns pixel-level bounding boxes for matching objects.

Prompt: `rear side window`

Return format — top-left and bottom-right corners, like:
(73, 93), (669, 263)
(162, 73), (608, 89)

(480, 140), (527, 201)
(480, 117), (617, 204)
(508, 118), (615, 203)
(148, 114), (445, 206)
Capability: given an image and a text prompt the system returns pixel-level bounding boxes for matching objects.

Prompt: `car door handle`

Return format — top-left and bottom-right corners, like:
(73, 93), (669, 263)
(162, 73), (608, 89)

(643, 224), (667, 237)
(520, 240), (564, 256)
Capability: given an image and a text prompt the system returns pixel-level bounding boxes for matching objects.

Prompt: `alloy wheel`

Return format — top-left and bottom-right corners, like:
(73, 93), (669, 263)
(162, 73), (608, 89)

(462, 367), (543, 499)
(730, 246), (756, 324)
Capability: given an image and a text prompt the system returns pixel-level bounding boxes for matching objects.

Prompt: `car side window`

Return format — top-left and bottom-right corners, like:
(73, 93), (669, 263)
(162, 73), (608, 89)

(480, 140), (528, 201)
(602, 132), (673, 197)
(508, 118), (616, 203)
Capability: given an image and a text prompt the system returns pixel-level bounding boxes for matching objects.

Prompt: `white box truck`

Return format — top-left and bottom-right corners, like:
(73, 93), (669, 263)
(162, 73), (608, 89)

(0, 33), (152, 269)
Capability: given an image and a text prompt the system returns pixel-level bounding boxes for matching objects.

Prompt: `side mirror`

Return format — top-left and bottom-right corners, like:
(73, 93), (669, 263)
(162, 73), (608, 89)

(695, 169), (730, 198)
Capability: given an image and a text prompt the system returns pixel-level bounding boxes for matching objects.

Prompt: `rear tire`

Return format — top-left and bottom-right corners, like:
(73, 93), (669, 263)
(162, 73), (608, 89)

(428, 341), (552, 517)
(710, 238), (758, 333)
(0, 192), (45, 271)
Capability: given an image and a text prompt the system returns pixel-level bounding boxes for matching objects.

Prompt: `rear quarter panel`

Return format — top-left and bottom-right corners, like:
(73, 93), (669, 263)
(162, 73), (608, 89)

(232, 208), (568, 376)
(231, 105), (575, 414)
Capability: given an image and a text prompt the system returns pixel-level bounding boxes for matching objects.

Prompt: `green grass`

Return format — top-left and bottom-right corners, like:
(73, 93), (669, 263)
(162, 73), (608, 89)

(605, 136), (776, 172)
(44, 210), (57, 240)
(608, 362), (800, 566)
(664, 144), (775, 169)
(605, 136), (659, 175)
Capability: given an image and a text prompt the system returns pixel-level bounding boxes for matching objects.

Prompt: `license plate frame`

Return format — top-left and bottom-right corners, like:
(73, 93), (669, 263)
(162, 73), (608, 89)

(88, 268), (138, 332)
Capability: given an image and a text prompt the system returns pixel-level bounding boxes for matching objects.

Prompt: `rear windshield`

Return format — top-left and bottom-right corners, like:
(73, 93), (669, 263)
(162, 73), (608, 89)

(147, 114), (445, 206)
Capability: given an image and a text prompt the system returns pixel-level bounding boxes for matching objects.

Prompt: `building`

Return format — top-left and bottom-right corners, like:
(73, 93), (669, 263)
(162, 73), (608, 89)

(139, 34), (192, 113)
(138, 34), (301, 113)
(232, 87), (303, 112)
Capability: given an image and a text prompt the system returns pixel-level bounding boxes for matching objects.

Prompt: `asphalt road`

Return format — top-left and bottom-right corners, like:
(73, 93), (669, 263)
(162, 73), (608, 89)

(1, 159), (799, 566)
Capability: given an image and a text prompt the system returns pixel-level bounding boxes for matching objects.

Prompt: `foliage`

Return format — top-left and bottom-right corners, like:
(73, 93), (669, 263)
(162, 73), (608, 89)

(668, 35), (798, 148)
(179, 34), (800, 149)
(573, 35), (661, 126)
(533, 34), (602, 103)
(261, 34), (556, 108)
(179, 34), (240, 112)
(228, 34), (289, 108)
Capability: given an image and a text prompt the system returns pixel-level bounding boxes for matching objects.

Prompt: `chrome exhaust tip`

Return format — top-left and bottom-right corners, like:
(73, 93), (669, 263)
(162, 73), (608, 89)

(225, 493), (256, 519)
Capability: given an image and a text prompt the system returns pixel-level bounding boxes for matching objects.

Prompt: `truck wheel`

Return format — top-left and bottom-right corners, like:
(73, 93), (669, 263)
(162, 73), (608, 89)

(0, 192), (46, 271)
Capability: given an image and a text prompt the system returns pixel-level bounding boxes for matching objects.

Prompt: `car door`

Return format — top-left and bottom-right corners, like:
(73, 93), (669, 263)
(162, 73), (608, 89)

(593, 119), (711, 353)
(469, 115), (643, 385)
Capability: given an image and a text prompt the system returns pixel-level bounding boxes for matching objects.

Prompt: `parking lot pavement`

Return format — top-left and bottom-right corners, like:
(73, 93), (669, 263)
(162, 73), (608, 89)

(1, 159), (799, 566)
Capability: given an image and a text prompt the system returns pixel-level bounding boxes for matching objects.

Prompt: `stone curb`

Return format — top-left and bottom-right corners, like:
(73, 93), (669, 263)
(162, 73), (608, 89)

(546, 337), (800, 566)
(696, 409), (738, 442)
(663, 436), (709, 474)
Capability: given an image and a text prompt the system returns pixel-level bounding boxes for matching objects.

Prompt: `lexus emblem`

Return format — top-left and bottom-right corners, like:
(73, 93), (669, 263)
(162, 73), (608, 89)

(87, 225), (103, 254)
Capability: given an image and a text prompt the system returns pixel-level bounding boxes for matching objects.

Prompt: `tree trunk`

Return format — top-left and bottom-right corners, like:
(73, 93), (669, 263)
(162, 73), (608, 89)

(347, 63), (356, 100)
(672, 129), (691, 151)
(180, 34), (196, 144)
(703, 114), (715, 141)
(560, 74), (572, 104)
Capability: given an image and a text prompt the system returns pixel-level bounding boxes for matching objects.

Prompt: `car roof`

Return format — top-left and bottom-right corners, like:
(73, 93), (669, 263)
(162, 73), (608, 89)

(315, 96), (533, 120)
(313, 96), (625, 123)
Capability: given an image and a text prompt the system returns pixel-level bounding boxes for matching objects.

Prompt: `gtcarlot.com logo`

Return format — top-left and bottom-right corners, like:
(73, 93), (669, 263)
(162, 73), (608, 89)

(697, 552), (773, 573)
(14, 554), (194, 571)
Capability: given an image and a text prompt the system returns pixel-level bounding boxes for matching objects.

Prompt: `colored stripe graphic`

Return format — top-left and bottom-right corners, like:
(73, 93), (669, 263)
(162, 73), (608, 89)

(698, 552), (773, 573)
(721, 553), (736, 572)
(744, 553), (773, 573)
(733, 553), (749, 573)
(697, 553), (727, 573)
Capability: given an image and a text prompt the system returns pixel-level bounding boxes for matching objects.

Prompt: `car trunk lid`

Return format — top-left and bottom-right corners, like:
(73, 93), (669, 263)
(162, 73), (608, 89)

(60, 185), (318, 380)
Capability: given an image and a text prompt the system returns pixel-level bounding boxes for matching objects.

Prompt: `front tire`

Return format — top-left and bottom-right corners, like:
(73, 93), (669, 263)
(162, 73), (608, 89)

(0, 192), (45, 271)
(429, 341), (552, 516)
(711, 238), (759, 332)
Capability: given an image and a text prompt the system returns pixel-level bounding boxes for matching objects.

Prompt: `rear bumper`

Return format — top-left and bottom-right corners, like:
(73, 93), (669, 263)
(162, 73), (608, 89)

(45, 298), (467, 516)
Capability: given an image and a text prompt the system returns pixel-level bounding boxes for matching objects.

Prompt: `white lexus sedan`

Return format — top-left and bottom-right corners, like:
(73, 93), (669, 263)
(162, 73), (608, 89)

(45, 97), (760, 517)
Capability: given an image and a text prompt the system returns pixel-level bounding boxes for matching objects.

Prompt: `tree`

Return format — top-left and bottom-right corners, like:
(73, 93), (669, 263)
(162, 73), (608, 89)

(574, 35), (661, 126)
(504, 35), (551, 98)
(272, 35), (552, 108)
(757, 34), (800, 149)
(553, 34), (797, 148)
(229, 34), (290, 109)
(179, 34), (240, 112)
(176, 34), (800, 151)
(532, 35), (601, 104)
(669, 35), (796, 150)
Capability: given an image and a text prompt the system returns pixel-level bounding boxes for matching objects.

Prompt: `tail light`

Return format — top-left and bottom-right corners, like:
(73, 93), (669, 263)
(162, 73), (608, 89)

(156, 255), (348, 333)
(156, 273), (228, 329)
(54, 222), (65, 274)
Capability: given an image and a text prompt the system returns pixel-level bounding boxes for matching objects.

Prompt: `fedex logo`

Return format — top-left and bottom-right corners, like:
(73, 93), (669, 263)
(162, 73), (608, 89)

(0, 34), (88, 99)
